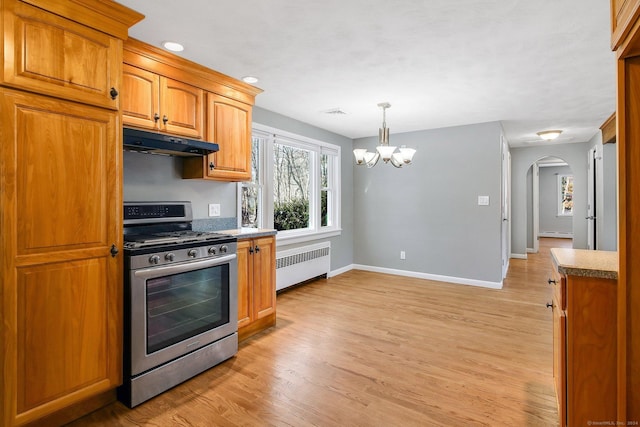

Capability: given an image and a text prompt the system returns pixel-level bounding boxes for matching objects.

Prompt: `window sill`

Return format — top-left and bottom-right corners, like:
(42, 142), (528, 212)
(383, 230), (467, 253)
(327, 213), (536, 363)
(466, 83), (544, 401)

(276, 228), (342, 246)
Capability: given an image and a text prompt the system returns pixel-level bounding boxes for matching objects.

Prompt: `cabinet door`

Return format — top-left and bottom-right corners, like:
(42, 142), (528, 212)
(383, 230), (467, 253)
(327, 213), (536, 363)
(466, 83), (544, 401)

(160, 77), (204, 138)
(237, 239), (253, 328)
(553, 302), (567, 427)
(1, 0), (121, 109)
(0, 89), (121, 426)
(612, 0), (640, 50)
(206, 93), (252, 181)
(252, 237), (276, 320)
(122, 64), (160, 130)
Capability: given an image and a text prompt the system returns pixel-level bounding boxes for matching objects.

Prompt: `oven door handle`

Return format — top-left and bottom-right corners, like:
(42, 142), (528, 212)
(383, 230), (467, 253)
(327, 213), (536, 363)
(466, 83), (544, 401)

(133, 254), (237, 279)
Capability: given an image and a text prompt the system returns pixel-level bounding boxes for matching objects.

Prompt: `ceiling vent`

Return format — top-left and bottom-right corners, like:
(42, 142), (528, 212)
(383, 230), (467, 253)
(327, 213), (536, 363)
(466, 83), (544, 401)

(322, 108), (347, 115)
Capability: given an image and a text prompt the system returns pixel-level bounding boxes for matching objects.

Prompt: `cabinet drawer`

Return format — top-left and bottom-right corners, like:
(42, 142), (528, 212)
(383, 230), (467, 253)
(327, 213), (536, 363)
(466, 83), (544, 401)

(550, 267), (566, 310)
(2, 0), (121, 109)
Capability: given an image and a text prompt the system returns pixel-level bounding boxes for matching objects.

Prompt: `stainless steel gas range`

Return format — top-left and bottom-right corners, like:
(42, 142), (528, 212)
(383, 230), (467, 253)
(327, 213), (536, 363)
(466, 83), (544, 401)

(118, 201), (238, 408)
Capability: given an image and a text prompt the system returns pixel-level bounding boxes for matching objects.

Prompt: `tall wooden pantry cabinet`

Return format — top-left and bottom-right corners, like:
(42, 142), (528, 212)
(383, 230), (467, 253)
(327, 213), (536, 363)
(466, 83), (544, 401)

(0, 1), (142, 426)
(610, 0), (640, 421)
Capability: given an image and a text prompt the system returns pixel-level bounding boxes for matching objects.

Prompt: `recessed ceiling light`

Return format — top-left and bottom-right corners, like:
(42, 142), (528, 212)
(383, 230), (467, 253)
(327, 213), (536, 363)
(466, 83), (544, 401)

(242, 76), (259, 84)
(162, 41), (184, 52)
(536, 130), (563, 140)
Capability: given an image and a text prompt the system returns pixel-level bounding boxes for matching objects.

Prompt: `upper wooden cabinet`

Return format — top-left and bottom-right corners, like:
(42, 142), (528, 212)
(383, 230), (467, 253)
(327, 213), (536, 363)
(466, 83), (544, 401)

(122, 64), (204, 139)
(0, 0), (133, 109)
(183, 93), (252, 181)
(123, 38), (262, 181)
(612, 0), (640, 51)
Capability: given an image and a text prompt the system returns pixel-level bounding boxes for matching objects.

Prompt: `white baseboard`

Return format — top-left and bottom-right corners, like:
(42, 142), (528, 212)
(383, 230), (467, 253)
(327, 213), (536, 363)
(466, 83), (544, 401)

(328, 264), (353, 278)
(349, 264), (503, 289)
(511, 253), (528, 259)
(538, 232), (573, 239)
(526, 247), (537, 253)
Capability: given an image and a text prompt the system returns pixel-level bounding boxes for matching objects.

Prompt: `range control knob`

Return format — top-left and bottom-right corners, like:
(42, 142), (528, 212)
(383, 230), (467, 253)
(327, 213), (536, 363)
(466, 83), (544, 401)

(165, 253), (175, 261)
(220, 245), (228, 254)
(149, 255), (160, 265)
(187, 249), (198, 258)
(208, 246), (217, 255)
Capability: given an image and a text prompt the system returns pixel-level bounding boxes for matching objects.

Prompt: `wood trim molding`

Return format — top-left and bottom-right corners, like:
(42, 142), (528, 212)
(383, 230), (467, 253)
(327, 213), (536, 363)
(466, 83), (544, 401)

(601, 112), (617, 144)
(124, 38), (263, 105)
(19, 0), (144, 39)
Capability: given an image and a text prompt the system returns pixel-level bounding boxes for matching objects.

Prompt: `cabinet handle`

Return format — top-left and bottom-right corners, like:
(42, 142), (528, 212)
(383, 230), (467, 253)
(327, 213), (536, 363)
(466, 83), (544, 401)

(547, 278), (556, 285)
(110, 244), (119, 258)
(209, 162), (215, 171)
(110, 87), (118, 100)
(154, 113), (160, 123)
(163, 115), (169, 124)
(255, 245), (260, 253)
(546, 302), (553, 309)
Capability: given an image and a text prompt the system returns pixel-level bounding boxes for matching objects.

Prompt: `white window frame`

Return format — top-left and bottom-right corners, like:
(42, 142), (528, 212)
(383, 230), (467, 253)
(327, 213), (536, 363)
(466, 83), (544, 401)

(238, 123), (341, 245)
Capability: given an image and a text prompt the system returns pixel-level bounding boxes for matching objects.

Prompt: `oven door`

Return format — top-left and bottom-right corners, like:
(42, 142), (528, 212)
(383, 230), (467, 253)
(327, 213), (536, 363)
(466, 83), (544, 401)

(128, 253), (237, 376)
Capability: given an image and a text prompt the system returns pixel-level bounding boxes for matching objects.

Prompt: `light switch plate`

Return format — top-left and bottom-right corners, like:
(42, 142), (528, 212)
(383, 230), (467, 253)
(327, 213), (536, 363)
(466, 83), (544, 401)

(478, 196), (490, 206)
(208, 203), (221, 217)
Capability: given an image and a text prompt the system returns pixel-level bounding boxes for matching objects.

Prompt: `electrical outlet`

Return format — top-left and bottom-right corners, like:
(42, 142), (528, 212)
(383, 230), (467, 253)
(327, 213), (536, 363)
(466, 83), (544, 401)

(208, 204), (221, 217)
(400, 250), (406, 260)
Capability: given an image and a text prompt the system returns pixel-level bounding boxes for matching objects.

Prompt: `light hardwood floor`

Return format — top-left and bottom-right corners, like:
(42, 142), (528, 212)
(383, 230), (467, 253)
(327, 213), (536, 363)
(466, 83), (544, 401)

(68, 238), (571, 427)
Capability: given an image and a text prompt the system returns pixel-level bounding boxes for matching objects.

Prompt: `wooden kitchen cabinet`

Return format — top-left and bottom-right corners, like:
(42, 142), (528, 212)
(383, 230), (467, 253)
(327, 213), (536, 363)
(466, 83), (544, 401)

(0, 1), (142, 426)
(184, 93), (252, 181)
(237, 236), (276, 341)
(549, 249), (617, 427)
(1, 0), (124, 110)
(123, 38), (261, 182)
(122, 64), (204, 139)
(611, 0), (640, 50)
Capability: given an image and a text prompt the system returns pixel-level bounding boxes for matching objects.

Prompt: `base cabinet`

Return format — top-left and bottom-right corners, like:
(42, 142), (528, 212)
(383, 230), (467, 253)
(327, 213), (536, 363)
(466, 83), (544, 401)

(237, 236), (276, 341)
(549, 261), (617, 426)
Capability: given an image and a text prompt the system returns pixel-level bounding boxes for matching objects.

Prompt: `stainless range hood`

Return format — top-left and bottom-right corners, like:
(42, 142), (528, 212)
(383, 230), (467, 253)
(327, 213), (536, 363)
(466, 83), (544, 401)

(123, 127), (219, 157)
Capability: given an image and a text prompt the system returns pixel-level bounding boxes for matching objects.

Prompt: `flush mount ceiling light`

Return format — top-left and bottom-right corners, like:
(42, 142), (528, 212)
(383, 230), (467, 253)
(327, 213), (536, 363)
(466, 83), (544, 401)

(242, 76), (259, 84)
(353, 103), (416, 168)
(537, 130), (563, 140)
(162, 41), (184, 52)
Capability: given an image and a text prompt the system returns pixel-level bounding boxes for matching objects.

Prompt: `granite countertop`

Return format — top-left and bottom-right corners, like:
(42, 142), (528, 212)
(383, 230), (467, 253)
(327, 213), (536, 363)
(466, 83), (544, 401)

(550, 248), (618, 280)
(219, 228), (277, 239)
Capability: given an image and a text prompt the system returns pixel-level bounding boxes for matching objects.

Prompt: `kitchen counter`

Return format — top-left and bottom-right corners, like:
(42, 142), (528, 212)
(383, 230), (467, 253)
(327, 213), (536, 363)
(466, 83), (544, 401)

(550, 248), (618, 280)
(220, 228), (277, 239)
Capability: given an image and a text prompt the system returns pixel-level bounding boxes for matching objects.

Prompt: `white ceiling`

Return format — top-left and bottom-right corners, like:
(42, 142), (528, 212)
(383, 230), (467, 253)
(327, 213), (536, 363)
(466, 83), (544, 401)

(116, 0), (616, 147)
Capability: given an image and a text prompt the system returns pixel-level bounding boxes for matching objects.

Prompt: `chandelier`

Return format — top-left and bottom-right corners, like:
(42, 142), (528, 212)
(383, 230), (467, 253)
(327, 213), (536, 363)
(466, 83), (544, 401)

(353, 102), (416, 168)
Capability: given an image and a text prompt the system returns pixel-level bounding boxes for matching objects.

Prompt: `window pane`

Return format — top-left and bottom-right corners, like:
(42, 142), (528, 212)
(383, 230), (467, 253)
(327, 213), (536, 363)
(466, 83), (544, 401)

(251, 137), (260, 184)
(321, 154), (328, 188)
(559, 175), (574, 215)
(241, 186), (259, 228)
(273, 143), (310, 231)
(321, 189), (329, 227)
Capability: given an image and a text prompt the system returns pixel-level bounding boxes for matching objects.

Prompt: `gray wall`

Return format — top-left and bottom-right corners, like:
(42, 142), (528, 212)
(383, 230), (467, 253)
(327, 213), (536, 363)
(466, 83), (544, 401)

(600, 142), (618, 250)
(539, 165), (573, 235)
(511, 143), (590, 255)
(353, 121), (504, 284)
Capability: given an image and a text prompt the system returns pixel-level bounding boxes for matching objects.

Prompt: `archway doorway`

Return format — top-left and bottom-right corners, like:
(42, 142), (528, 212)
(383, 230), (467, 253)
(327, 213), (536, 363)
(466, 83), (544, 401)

(526, 156), (574, 254)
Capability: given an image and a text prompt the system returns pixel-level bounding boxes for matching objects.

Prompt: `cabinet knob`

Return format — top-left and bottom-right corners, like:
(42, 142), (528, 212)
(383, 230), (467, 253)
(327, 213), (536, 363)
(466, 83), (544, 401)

(110, 244), (119, 258)
(163, 115), (169, 124)
(546, 302), (553, 309)
(209, 162), (215, 171)
(255, 245), (260, 253)
(154, 113), (160, 123)
(547, 278), (556, 285)
(249, 246), (254, 254)
(109, 87), (118, 100)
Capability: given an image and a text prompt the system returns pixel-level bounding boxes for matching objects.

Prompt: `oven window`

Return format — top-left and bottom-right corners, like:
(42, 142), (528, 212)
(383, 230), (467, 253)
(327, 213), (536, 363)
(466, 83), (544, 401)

(146, 265), (229, 354)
